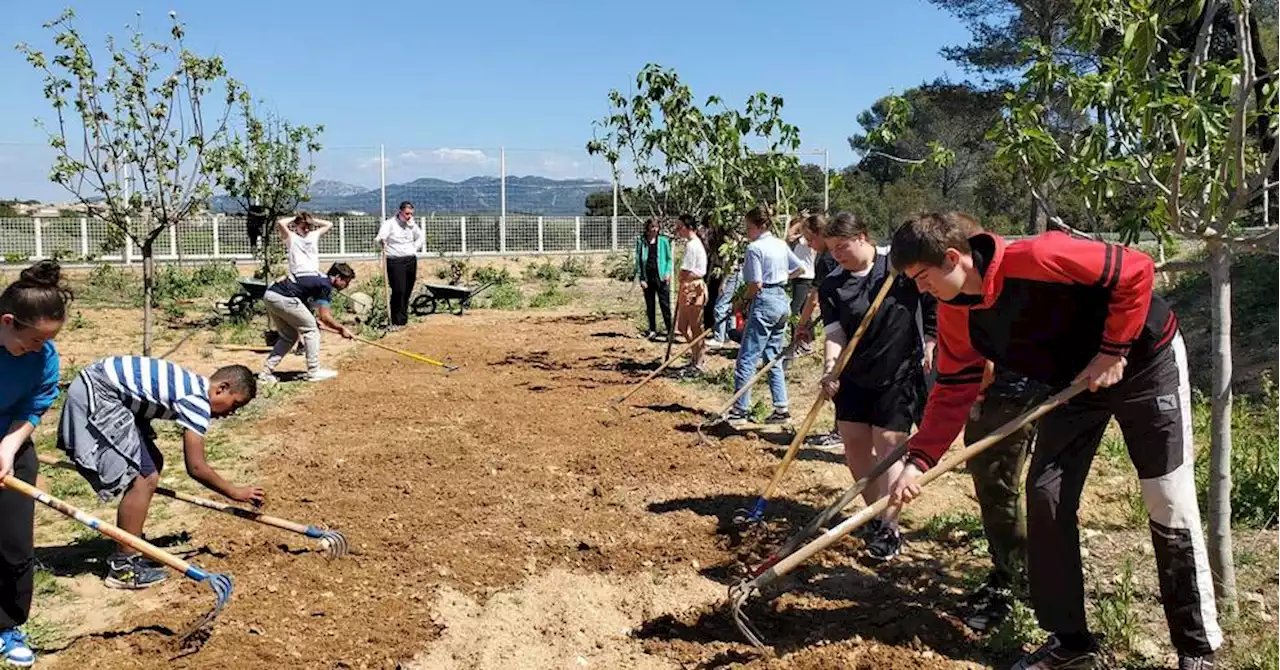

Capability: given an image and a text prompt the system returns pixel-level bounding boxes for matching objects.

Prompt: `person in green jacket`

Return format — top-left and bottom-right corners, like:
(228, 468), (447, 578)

(634, 218), (674, 339)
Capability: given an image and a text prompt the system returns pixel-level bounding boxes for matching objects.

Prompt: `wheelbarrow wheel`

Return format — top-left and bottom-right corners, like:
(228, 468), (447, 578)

(226, 293), (253, 320)
(410, 294), (436, 316)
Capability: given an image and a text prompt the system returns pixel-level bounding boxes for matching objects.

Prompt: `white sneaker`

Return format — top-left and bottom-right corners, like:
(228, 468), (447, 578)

(306, 368), (338, 382)
(257, 371), (278, 384)
(707, 339), (725, 350)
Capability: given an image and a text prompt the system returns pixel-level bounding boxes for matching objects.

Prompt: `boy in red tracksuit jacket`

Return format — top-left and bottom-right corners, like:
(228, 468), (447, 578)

(885, 213), (1220, 670)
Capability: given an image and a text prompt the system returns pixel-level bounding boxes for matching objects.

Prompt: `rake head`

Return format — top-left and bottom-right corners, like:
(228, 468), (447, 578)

(178, 572), (233, 651)
(728, 579), (768, 650)
(318, 529), (349, 560)
(731, 498), (766, 528)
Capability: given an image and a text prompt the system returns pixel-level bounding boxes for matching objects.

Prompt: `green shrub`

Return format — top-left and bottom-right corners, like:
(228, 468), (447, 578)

(604, 252), (635, 282)
(524, 260), (561, 282)
(471, 265), (513, 285)
(1091, 558), (1138, 657)
(529, 282), (572, 309)
(485, 283), (523, 310)
(436, 259), (469, 285)
(560, 255), (590, 278)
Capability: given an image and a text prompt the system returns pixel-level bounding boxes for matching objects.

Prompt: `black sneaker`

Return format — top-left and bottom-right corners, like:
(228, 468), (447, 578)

(1010, 635), (1099, 669)
(725, 407), (751, 427)
(865, 523), (902, 561)
(1179, 654), (1215, 670)
(853, 516), (884, 541)
(105, 554), (168, 590)
(763, 409), (791, 425)
(963, 577), (1013, 632)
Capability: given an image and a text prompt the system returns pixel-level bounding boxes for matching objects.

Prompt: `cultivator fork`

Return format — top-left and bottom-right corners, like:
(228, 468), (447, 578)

(728, 381), (1088, 648)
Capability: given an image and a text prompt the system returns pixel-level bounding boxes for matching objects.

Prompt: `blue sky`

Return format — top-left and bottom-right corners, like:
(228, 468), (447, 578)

(0, 1), (970, 201)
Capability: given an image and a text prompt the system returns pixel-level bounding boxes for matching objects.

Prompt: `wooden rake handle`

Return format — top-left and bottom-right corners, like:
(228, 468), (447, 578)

(6, 474), (214, 582)
(752, 269), (900, 508)
(754, 379), (1088, 585)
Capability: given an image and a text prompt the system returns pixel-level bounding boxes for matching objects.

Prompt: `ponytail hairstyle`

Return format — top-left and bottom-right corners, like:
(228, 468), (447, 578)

(0, 260), (72, 328)
(744, 203), (775, 233)
(804, 213), (828, 236)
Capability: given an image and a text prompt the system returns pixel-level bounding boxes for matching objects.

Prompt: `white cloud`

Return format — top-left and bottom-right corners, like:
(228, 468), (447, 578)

(431, 148), (490, 164)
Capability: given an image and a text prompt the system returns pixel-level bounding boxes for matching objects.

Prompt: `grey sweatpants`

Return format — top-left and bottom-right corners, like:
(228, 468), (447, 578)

(263, 290), (320, 373)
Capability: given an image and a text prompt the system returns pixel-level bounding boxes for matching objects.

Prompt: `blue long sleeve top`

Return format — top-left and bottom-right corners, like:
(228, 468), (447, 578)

(0, 341), (61, 430)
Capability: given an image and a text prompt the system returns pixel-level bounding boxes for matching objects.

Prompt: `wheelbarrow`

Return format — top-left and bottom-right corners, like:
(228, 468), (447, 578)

(220, 278), (269, 320)
(410, 281), (496, 316)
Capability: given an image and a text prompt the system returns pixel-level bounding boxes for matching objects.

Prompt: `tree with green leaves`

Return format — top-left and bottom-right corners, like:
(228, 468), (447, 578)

(586, 64), (802, 270)
(16, 9), (240, 354)
(989, 0), (1278, 616)
(209, 97), (323, 278)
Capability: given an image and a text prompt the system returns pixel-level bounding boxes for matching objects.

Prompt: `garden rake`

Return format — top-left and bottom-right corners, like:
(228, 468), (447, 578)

(322, 326), (460, 372)
(732, 270), (898, 527)
(37, 455), (349, 560)
(6, 475), (232, 649)
(728, 380), (1088, 649)
(613, 310), (736, 406)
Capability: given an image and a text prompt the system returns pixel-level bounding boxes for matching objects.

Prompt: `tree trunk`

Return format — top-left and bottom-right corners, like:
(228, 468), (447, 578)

(1205, 239), (1238, 618)
(141, 241), (155, 356)
(1026, 195), (1049, 235)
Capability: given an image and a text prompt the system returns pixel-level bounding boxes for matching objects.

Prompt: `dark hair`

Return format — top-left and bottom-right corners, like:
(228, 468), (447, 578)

(0, 260), (72, 328)
(677, 214), (699, 230)
(745, 204), (773, 230)
(211, 364), (257, 399)
(822, 211), (871, 240)
(644, 217), (660, 231)
(889, 212), (981, 270)
(327, 262), (356, 281)
(398, 201), (414, 211)
(804, 213), (828, 235)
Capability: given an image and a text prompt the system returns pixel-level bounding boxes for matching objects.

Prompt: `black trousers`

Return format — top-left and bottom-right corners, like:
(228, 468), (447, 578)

(0, 441), (36, 629)
(386, 255), (418, 326)
(703, 275), (723, 330)
(642, 274), (671, 333)
(1026, 334), (1220, 655)
(789, 277), (812, 316)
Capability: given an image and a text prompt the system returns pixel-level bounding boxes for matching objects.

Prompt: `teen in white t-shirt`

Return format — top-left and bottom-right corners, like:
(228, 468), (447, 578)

(276, 213), (334, 278)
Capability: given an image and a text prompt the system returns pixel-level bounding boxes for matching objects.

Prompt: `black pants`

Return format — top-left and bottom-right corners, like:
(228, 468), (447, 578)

(789, 277), (812, 316)
(1027, 334), (1220, 655)
(0, 441), (36, 629)
(642, 275), (671, 334)
(386, 255), (418, 326)
(703, 275), (723, 331)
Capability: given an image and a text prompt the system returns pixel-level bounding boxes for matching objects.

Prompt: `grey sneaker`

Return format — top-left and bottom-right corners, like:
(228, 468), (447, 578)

(725, 407), (751, 428)
(257, 371), (279, 385)
(306, 368), (339, 382)
(1179, 654), (1215, 670)
(105, 554), (168, 590)
(1010, 635), (1099, 669)
(763, 409), (791, 425)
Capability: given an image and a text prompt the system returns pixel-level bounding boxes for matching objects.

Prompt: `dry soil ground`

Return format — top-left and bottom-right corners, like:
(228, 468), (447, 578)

(13, 276), (1277, 670)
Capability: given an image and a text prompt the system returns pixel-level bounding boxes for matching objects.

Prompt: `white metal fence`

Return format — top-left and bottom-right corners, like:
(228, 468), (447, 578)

(0, 215), (650, 265)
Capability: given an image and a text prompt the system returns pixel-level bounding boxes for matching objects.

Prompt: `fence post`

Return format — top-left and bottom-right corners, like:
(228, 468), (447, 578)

(574, 216), (581, 252)
(212, 215), (221, 257)
(124, 235), (133, 265)
(33, 218), (42, 260)
(460, 216), (467, 255)
(80, 217), (89, 259)
(169, 224), (178, 258)
(338, 217), (346, 255)
(611, 217), (618, 252)
(499, 216), (507, 254)
(537, 216), (544, 253)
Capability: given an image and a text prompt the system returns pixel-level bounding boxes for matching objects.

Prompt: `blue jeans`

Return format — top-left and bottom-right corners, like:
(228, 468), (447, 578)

(733, 287), (790, 413)
(713, 268), (743, 342)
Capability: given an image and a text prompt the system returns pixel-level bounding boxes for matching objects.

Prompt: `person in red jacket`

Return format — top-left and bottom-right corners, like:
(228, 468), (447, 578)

(885, 212), (1219, 670)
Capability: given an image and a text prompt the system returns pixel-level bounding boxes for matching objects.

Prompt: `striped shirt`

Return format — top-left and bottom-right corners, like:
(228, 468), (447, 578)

(88, 356), (212, 435)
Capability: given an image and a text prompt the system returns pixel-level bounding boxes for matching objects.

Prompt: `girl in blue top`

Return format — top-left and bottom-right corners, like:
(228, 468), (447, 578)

(0, 260), (70, 667)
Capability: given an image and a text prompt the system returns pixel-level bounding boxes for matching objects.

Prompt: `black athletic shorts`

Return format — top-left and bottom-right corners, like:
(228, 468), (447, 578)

(833, 375), (921, 432)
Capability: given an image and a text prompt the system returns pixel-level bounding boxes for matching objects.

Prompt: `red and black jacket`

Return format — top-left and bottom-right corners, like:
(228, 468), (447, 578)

(907, 231), (1178, 470)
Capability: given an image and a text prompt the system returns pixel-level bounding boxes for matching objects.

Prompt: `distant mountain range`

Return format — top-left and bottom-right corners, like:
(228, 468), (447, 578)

(213, 176), (611, 216)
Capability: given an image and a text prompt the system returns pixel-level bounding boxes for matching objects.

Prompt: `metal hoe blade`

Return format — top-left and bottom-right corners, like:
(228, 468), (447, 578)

(179, 572), (233, 650)
(319, 529), (349, 560)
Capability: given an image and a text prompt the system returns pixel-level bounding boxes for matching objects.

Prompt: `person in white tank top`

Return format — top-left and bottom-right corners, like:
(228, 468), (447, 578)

(275, 212), (333, 278)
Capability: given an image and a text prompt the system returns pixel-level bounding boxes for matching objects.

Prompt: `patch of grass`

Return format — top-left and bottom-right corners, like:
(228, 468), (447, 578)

(560, 255), (590, 278)
(1091, 558), (1139, 658)
(33, 567), (64, 599)
(24, 614), (64, 650)
(1228, 624), (1280, 670)
(1192, 374), (1279, 529)
(920, 510), (985, 543)
(485, 283), (523, 310)
(604, 252), (635, 282)
(46, 470), (93, 503)
(66, 311), (92, 331)
(213, 318), (261, 346)
(528, 282), (572, 309)
(984, 599), (1045, 656)
(524, 260), (562, 282)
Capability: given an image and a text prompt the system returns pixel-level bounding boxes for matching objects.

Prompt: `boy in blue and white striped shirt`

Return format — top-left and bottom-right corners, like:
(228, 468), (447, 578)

(58, 356), (264, 589)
